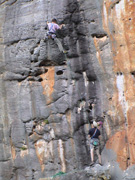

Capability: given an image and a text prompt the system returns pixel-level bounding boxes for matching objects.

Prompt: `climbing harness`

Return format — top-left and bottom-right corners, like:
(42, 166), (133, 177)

(49, 23), (55, 34)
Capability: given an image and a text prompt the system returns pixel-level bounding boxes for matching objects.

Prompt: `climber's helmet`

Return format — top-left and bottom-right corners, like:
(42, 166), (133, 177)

(52, 18), (57, 24)
(93, 121), (98, 127)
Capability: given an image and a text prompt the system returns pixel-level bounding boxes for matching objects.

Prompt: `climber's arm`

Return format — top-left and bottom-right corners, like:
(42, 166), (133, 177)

(59, 24), (65, 29)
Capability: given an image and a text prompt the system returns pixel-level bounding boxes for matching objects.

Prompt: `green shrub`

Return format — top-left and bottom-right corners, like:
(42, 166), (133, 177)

(20, 146), (27, 151)
(52, 171), (66, 178)
(43, 119), (49, 124)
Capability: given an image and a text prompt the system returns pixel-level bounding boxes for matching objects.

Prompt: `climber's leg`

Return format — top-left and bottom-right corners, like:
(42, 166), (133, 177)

(44, 34), (48, 41)
(54, 38), (65, 53)
(44, 31), (51, 41)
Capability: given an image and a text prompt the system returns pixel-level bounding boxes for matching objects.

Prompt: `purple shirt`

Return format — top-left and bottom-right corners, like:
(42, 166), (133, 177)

(48, 22), (60, 33)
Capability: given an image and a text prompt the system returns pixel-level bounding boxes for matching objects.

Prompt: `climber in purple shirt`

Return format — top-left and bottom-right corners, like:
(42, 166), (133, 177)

(45, 18), (66, 53)
(46, 18), (63, 38)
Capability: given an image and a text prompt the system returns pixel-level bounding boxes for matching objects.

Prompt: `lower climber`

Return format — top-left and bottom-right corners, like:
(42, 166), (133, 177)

(45, 18), (66, 53)
(88, 121), (102, 166)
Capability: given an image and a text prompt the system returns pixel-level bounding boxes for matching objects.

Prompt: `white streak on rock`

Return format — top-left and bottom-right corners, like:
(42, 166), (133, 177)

(116, 74), (128, 117)
(58, 139), (66, 172)
(103, 3), (108, 25)
(50, 129), (55, 139)
(115, 0), (125, 19)
(83, 72), (89, 87)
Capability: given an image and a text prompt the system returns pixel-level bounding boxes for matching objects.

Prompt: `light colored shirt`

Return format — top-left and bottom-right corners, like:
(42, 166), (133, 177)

(48, 22), (60, 33)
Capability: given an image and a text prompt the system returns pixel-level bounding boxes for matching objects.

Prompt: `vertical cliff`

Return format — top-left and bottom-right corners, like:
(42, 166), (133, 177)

(0, 0), (135, 179)
(102, 0), (135, 174)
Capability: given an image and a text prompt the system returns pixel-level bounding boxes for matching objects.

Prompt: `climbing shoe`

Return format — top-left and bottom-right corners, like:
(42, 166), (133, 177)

(90, 162), (94, 166)
(98, 163), (102, 166)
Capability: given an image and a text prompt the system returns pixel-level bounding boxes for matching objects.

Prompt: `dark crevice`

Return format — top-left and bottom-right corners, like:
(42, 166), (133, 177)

(131, 71), (135, 76)
(110, 0), (121, 9)
(30, 67), (48, 76)
(32, 169), (35, 180)
(89, 103), (93, 111)
(7, 0), (17, 6)
(44, 68), (48, 73)
(4, 76), (27, 82)
(27, 76), (43, 82)
(91, 33), (108, 38)
(37, 77), (43, 82)
(56, 70), (64, 75)
(4, 67), (48, 82)
(39, 60), (57, 67)
(38, 59), (67, 66)
(0, 0), (8, 5)
(90, 20), (95, 23)
(6, 39), (20, 46)
(117, 72), (123, 75)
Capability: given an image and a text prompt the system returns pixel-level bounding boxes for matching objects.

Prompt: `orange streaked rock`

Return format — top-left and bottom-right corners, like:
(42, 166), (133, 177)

(102, 0), (135, 73)
(127, 107), (135, 126)
(93, 36), (109, 72)
(127, 123), (135, 166)
(102, 0), (135, 170)
(106, 130), (128, 170)
(66, 110), (73, 135)
(20, 149), (28, 158)
(10, 138), (16, 160)
(93, 37), (103, 68)
(11, 145), (16, 160)
(35, 140), (46, 172)
(40, 67), (55, 104)
(35, 140), (54, 172)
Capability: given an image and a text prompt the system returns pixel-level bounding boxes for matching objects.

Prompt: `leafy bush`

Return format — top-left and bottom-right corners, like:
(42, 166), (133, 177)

(43, 119), (49, 124)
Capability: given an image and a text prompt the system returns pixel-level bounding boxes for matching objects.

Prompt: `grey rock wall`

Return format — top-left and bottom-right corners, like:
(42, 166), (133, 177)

(0, 0), (116, 179)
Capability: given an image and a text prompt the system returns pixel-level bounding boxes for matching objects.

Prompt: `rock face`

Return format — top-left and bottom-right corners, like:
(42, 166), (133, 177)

(0, 0), (135, 180)
(39, 164), (111, 180)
